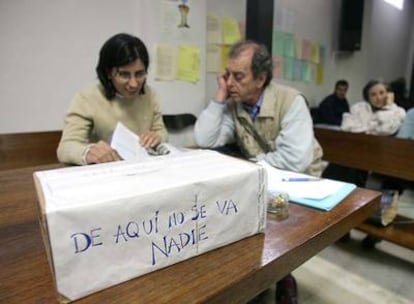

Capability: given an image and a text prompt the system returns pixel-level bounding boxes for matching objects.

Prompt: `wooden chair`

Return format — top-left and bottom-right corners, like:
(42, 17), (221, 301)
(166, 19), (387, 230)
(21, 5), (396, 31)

(0, 131), (62, 170)
(162, 114), (197, 131)
(162, 114), (197, 148)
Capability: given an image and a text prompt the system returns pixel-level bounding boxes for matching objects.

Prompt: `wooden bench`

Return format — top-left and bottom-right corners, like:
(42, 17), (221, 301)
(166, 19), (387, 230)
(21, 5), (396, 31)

(314, 127), (414, 250)
(0, 116), (196, 170)
(0, 131), (62, 170)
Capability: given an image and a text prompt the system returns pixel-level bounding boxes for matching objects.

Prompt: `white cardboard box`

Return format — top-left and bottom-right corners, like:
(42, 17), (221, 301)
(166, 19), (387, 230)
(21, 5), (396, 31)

(33, 150), (267, 302)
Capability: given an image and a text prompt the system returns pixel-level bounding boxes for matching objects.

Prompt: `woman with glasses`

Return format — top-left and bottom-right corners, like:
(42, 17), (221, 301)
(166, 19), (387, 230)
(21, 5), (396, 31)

(57, 33), (167, 165)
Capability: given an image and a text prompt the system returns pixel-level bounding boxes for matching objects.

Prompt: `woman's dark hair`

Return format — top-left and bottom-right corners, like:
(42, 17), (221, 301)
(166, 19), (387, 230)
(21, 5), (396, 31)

(228, 40), (273, 88)
(362, 79), (384, 102)
(96, 33), (149, 99)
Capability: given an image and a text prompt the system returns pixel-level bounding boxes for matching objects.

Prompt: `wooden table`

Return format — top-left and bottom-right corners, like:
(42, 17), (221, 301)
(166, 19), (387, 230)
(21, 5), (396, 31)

(314, 126), (414, 181)
(314, 127), (414, 249)
(0, 165), (380, 304)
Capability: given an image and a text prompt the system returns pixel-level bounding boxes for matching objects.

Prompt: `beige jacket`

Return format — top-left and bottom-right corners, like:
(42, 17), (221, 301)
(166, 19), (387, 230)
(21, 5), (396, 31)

(230, 83), (323, 177)
(57, 83), (167, 165)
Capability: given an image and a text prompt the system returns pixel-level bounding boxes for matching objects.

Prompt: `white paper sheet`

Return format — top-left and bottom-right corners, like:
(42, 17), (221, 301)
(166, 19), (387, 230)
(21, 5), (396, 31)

(258, 160), (345, 199)
(110, 122), (148, 161)
(110, 122), (183, 161)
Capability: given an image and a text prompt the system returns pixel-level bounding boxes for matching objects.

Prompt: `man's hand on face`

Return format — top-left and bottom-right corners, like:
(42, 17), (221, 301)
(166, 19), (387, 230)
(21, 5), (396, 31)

(215, 72), (229, 102)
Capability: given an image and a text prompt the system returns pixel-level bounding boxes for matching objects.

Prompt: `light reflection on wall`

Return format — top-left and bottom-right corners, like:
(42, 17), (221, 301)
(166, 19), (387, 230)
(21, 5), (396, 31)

(384, 0), (404, 10)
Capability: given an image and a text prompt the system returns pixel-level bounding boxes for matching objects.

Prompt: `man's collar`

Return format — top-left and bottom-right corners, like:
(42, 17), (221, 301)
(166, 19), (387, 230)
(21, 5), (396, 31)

(241, 93), (264, 120)
(242, 92), (264, 108)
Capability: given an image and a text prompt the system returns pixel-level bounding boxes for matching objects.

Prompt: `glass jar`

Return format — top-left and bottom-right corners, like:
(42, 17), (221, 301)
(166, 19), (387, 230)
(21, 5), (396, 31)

(267, 191), (289, 220)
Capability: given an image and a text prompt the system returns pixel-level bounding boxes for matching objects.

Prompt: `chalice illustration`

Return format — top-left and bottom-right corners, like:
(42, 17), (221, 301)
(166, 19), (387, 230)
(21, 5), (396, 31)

(178, 2), (190, 28)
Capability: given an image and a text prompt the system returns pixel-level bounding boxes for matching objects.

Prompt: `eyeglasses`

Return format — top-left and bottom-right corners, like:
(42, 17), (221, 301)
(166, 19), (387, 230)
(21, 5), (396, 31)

(116, 69), (147, 82)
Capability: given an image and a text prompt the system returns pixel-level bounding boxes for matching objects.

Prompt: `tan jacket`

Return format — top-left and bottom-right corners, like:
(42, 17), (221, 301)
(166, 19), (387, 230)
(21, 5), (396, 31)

(230, 83), (323, 177)
(57, 83), (167, 165)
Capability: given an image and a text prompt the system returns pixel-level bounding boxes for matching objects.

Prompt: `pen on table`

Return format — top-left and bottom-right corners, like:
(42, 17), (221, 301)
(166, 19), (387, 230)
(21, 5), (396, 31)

(281, 177), (321, 182)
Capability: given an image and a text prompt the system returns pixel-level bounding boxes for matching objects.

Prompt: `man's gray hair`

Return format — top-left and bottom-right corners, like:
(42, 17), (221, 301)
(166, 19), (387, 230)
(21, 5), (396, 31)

(228, 40), (273, 87)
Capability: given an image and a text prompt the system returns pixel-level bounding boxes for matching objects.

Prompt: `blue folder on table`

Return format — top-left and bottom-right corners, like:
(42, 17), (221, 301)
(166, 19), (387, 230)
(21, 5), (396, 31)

(259, 161), (357, 211)
(289, 182), (356, 211)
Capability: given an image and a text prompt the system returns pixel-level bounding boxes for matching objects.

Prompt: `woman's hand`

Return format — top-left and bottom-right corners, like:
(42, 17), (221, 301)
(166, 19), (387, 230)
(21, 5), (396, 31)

(140, 131), (161, 148)
(85, 140), (121, 164)
(386, 92), (395, 105)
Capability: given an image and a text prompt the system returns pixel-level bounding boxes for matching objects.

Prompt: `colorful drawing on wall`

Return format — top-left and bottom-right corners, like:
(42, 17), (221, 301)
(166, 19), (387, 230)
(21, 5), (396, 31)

(301, 62), (312, 83)
(178, 0), (190, 28)
(272, 29), (325, 84)
(273, 55), (283, 79)
(293, 59), (302, 81)
(316, 64), (324, 85)
(319, 45), (325, 64)
(301, 39), (311, 62)
(283, 33), (295, 58)
(310, 42), (320, 64)
(273, 31), (285, 56)
(283, 57), (293, 80)
(294, 35), (303, 59)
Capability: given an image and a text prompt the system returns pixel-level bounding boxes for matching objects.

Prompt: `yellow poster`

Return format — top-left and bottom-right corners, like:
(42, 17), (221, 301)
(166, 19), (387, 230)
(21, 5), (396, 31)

(177, 45), (200, 83)
(222, 16), (241, 45)
(316, 64), (324, 85)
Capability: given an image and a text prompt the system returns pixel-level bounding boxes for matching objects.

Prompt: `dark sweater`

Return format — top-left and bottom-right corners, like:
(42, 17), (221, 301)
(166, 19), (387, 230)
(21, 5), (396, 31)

(317, 94), (350, 125)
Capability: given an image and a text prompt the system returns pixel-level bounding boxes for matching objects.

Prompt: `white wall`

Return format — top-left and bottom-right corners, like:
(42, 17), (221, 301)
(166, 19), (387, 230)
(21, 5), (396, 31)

(367, 0), (414, 81)
(272, 0), (414, 106)
(1, 0), (413, 133)
(0, 0), (206, 134)
(205, 0), (246, 102)
(0, 0), (142, 133)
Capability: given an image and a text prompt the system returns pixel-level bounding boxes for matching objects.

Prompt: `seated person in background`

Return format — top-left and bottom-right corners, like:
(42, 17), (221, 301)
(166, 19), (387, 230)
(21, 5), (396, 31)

(328, 80), (406, 186)
(316, 79), (350, 125)
(334, 80), (406, 245)
(341, 79), (406, 135)
(397, 108), (414, 139)
(57, 33), (168, 165)
(194, 39), (323, 304)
